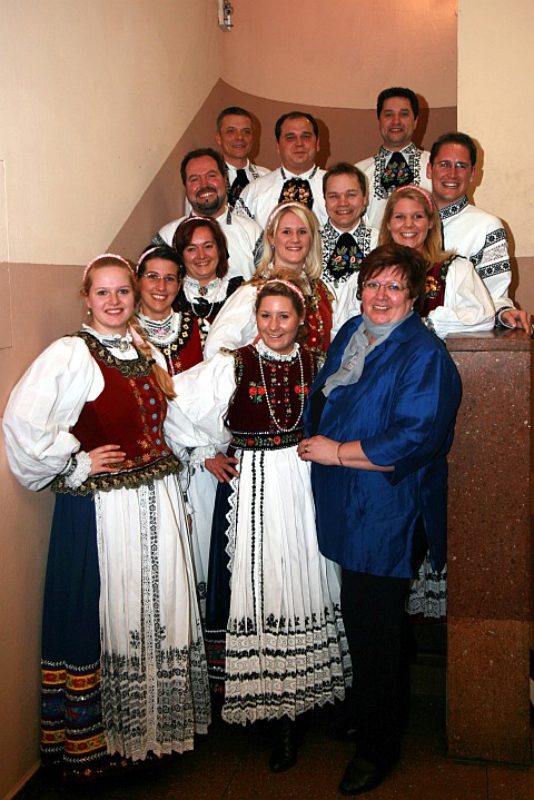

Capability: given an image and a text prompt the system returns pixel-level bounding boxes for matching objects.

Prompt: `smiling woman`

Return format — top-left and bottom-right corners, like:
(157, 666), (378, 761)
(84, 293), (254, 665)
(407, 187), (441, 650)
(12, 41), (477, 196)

(204, 201), (341, 358)
(171, 216), (244, 348)
(3, 254), (210, 782)
(169, 275), (351, 772)
(300, 243), (462, 793)
(378, 184), (495, 339)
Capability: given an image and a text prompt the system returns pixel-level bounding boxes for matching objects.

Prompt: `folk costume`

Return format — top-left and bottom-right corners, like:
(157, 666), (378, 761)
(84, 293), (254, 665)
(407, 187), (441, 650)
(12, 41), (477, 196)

(439, 196), (515, 319)
(154, 208), (262, 281)
(356, 144), (431, 229)
(3, 327), (210, 779)
(173, 274), (244, 348)
(170, 341), (351, 724)
(320, 219), (379, 308)
(239, 166), (328, 228)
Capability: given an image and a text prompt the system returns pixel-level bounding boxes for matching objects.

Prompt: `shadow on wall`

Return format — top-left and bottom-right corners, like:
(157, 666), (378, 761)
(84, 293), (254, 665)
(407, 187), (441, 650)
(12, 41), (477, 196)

(110, 79), (457, 262)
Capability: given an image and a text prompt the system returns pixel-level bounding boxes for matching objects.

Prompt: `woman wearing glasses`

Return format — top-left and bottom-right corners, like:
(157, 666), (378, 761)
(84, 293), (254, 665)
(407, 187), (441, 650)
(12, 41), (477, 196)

(136, 243), (238, 618)
(298, 244), (462, 795)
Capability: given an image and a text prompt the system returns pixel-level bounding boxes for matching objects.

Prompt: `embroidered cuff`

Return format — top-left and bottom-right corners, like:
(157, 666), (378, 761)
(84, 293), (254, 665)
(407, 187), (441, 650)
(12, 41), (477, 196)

(189, 445), (218, 470)
(64, 451), (92, 489)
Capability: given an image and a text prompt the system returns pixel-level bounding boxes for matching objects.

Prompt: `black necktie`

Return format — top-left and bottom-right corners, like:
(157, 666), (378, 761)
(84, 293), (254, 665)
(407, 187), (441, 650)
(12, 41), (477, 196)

(381, 151), (414, 192)
(227, 168), (249, 207)
(326, 232), (364, 280)
(278, 177), (314, 209)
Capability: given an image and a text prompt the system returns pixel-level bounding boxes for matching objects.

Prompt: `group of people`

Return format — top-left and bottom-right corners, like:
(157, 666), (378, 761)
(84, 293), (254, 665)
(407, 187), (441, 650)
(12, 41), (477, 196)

(3, 86), (529, 796)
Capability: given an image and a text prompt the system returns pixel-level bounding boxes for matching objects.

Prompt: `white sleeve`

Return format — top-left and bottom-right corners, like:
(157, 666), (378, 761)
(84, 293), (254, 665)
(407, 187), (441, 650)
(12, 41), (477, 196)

(3, 338), (103, 491)
(331, 273), (361, 339)
(239, 182), (258, 220)
(428, 257), (496, 339)
(203, 283), (258, 359)
(164, 352), (236, 451)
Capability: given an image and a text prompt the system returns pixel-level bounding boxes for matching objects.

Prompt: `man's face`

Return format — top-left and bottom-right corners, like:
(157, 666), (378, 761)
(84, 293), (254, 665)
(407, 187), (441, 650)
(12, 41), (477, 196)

(277, 117), (319, 174)
(378, 97), (417, 150)
(184, 156), (226, 216)
(215, 114), (254, 166)
(324, 173), (367, 231)
(426, 143), (476, 209)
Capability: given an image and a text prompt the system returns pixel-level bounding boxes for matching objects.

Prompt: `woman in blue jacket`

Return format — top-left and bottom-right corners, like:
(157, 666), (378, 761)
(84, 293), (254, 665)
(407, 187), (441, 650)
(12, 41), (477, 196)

(298, 243), (462, 795)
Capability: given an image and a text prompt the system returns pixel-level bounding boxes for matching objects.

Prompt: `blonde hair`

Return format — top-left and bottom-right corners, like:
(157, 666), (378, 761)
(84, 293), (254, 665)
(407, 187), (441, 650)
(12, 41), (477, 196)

(379, 186), (454, 265)
(82, 255), (175, 399)
(254, 202), (323, 283)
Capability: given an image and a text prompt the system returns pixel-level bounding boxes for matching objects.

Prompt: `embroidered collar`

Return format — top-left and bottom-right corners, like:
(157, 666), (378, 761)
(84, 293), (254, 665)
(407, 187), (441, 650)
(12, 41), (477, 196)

(373, 143), (423, 201)
(183, 275), (223, 302)
(439, 195), (469, 221)
(280, 165), (318, 181)
(136, 310), (183, 345)
(255, 339), (300, 362)
(325, 218), (366, 237)
(378, 142), (421, 161)
(80, 324), (136, 357)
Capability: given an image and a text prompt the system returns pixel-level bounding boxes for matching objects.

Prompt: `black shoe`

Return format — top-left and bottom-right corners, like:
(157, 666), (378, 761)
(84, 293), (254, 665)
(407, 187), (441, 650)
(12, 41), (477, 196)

(269, 717), (298, 773)
(338, 756), (384, 795)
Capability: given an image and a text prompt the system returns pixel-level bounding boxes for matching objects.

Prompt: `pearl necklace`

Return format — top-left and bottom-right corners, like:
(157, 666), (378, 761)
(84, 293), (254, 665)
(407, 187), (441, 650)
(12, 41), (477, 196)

(257, 344), (305, 433)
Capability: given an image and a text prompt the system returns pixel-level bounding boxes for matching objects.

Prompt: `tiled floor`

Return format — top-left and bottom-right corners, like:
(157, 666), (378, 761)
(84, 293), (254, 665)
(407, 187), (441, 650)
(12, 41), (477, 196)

(16, 693), (533, 800)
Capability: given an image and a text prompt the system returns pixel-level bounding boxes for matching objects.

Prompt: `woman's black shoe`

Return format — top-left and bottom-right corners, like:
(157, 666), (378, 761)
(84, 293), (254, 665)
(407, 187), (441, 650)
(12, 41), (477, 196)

(269, 716), (298, 772)
(338, 756), (384, 795)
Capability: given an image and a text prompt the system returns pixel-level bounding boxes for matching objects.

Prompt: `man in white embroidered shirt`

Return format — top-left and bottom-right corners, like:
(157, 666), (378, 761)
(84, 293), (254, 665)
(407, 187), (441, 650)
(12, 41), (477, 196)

(215, 106), (270, 208)
(356, 87), (432, 229)
(427, 131), (529, 330)
(320, 163), (378, 309)
(153, 147), (262, 281)
(239, 111), (327, 228)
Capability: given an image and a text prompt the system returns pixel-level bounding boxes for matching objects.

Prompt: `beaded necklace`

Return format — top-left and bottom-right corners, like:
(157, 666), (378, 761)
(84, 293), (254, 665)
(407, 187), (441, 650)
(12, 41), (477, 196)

(257, 343), (305, 433)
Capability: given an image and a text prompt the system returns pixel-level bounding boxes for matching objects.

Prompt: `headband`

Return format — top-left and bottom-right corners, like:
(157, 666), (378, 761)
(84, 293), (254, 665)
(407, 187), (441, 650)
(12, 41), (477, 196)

(136, 247), (159, 275)
(260, 278), (306, 307)
(83, 253), (133, 282)
(393, 184), (434, 213)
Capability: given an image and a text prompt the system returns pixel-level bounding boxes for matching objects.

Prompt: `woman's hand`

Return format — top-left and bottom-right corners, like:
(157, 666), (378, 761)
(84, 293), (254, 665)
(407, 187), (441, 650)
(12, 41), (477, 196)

(204, 452), (239, 482)
(88, 444), (126, 475)
(297, 435), (340, 465)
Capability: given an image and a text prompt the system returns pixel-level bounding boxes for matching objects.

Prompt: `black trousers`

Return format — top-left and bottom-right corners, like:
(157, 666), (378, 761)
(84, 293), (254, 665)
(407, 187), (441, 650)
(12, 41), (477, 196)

(340, 569), (410, 771)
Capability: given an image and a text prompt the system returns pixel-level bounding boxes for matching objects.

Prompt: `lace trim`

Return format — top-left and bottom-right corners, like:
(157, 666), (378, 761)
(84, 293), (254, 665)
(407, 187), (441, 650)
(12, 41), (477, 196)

(64, 451), (92, 489)
(255, 340), (300, 362)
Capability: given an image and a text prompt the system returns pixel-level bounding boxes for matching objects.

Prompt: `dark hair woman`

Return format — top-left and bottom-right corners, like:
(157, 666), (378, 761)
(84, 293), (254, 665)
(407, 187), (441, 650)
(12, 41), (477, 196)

(298, 244), (462, 794)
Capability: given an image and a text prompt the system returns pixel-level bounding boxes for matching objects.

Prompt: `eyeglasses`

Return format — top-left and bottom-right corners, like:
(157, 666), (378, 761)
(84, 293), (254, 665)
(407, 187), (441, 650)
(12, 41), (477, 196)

(362, 280), (408, 294)
(141, 272), (179, 285)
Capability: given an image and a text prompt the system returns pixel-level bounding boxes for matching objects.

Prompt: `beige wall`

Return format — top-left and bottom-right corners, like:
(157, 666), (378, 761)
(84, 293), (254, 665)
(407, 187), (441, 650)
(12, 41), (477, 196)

(458, 0), (534, 311)
(222, 0), (458, 108)
(0, 0), (222, 265)
(0, 2), (222, 797)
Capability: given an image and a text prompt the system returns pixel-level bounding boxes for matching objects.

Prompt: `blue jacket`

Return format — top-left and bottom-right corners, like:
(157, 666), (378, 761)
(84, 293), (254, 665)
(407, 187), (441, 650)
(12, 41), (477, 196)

(305, 313), (462, 578)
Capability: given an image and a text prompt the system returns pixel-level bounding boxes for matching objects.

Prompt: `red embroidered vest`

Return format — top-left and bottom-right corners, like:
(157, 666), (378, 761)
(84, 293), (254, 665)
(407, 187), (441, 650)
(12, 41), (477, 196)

(54, 332), (180, 494)
(225, 344), (320, 450)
